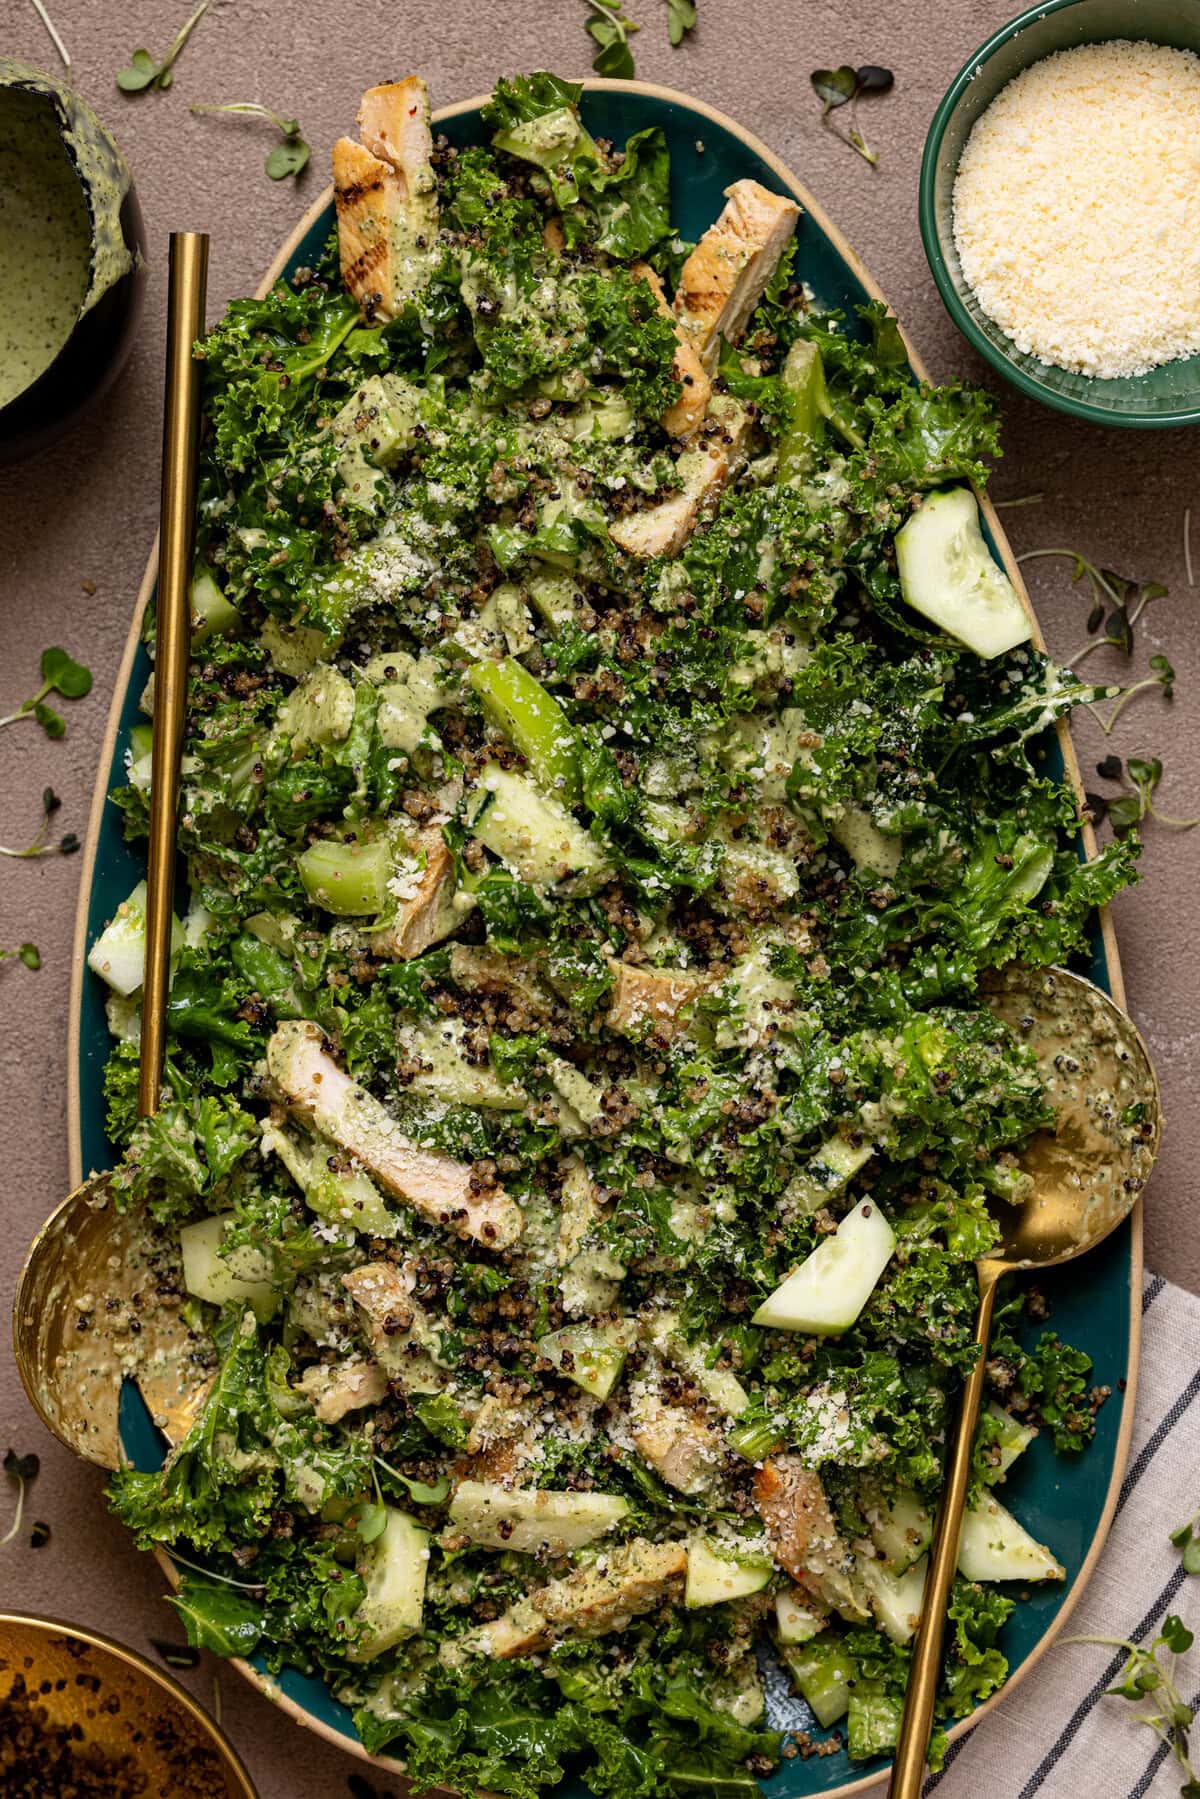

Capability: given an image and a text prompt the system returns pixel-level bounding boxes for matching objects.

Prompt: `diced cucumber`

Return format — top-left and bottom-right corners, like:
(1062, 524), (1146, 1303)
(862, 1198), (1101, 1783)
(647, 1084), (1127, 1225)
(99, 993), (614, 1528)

(538, 1324), (630, 1400)
(866, 1484), (932, 1575)
(785, 1134), (876, 1216)
(685, 1536), (773, 1608)
(847, 1691), (903, 1760)
(957, 1495), (1065, 1583)
(984, 1401), (1038, 1482)
(191, 566), (238, 644)
(781, 1633), (857, 1728)
(87, 879), (184, 997)
(306, 1162), (397, 1239)
(527, 571), (586, 635)
(470, 763), (610, 894)
(647, 1311), (750, 1419)
(895, 486), (1031, 660)
(468, 658), (581, 806)
(274, 664), (356, 751)
(296, 838), (392, 917)
(776, 1588), (827, 1645)
(127, 722), (153, 793)
(753, 1200), (895, 1334)
(330, 373), (424, 512)
(179, 1214), (278, 1323)
(448, 1479), (628, 1554)
(350, 1508), (430, 1659)
(859, 1554), (927, 1645)
(710, 1658), (766, 1727)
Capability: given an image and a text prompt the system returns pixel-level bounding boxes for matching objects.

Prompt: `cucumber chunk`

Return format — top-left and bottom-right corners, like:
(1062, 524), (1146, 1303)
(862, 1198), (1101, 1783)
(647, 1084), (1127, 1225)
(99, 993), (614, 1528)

(896, 486), (1031, 660)
(296, 838), (393, 917)
(775, 1588), (827, 1645)
(538, 1324), (630, 1400)
(448, 1479), (628, 1553)
(957, 1495), (1065, 1583)
(859, 1554), (927, 1644)
(191, 566), (238, 644)
(87, 879), (184, 997)
(685, 1537), (773, 1608)
(847, 1691), (903, 1760)
(350, 1508), (430, 1659)
(470, 764), (610, 894)
(984, 1401), (1038, 1481)
(179, 1214), (278, 1322)
(781, 1632), (856, 1728)
(753, 1200), (896, 1334)
(866, 1484), (933, 1575)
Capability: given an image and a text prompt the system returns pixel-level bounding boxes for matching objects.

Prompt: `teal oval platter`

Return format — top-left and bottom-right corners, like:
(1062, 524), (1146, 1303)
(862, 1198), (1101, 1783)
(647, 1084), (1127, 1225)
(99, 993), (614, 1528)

(67, 78), (1142, 1798)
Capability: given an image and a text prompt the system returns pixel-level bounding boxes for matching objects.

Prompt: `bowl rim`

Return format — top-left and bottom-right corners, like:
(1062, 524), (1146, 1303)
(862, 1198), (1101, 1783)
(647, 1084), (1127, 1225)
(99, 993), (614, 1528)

(918, 0), (1200, 428)
(0, 1609), (258, 1797)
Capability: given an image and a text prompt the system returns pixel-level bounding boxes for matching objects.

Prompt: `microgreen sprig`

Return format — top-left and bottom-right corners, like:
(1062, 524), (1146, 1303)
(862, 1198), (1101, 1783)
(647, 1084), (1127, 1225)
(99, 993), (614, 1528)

(1017, 547), (1169, 667)
(1, 1449), (40, 1547)
(665, 0), (697, 46)
(1067, 1614), (1200, 1796)
(1088, 755), (1199, 839)
(0, 646), (93, 738)
(190, 102), (311, 180)
(117, 0), (208, 94)
(373, 1453), (451, 1507)
(810, 64), (894, 166)
(1172, 1510), (1200, 1577)
(0, 787), (79, 861)
(584, 0), (639, 78)
(0, 943), (41, 970)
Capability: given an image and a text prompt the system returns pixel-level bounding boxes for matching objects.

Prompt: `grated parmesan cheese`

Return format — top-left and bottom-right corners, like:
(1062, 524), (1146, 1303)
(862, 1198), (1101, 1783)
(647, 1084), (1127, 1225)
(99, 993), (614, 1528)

(953, 40), (1200, 378)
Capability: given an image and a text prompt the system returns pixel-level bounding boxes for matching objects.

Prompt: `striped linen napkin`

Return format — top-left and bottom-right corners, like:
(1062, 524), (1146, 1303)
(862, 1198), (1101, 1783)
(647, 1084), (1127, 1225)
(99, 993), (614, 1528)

(920, 1270), (1200, 1798)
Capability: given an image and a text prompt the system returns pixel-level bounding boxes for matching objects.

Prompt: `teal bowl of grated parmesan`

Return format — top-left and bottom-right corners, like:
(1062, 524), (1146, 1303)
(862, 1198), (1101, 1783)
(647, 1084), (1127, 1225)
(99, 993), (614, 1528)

(920, 0), (1200, 426)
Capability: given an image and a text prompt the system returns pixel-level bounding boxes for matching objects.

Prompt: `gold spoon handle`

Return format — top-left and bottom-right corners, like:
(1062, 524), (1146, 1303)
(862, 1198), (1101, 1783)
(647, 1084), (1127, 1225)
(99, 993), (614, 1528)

(138, 232), (209, 1120)
(888, 1263), (1002, 1799)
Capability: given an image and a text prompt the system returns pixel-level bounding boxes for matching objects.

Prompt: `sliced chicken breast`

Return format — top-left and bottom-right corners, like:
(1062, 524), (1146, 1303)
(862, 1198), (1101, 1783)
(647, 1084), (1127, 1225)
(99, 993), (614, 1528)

(369, 830), (472, 961)
(267, 1021), (523, 1248)
(454, 1537), (687, 1658)
(608, 397), (750, 559)
(605, 959), (710, 1038)
(333, 77), (439, 321)
(630, 261), (712, 439)
(674, 179), (801, 366)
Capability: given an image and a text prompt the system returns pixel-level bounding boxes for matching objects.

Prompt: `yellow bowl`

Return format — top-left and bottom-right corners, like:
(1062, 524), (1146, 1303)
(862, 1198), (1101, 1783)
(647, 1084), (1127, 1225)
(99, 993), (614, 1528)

(0, 1611), (256, 1797)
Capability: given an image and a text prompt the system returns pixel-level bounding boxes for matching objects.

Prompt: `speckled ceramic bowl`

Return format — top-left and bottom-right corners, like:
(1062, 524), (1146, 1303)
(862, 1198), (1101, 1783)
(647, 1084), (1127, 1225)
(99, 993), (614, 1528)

(920, 0), (1200, 427)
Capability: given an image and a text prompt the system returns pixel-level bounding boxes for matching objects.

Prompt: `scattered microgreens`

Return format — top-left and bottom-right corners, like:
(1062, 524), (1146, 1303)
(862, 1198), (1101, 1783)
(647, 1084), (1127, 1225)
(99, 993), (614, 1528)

(1088, 755), (1199, 839)
(1185, 507), (1195, 590)
(1171, 1509), (1200, 1577)
(584, 0), (639, 77)
(29, 0), (71, 70)
(117, 0), (208, 94)
(0, 787), (79, 861)
(1, 1448), (40, 1547)
(994, 492), (1046, 511)
(1017, 547), (1169, 666)
(1067, 1614), (1200, 1797)
(29, 1520), (51, 1549)
(373, 1454), (451, 1507)
(165, 1547), (265, 1592)
(190, 102), (311, 180)
(665, 0), (697, 46)
(151, 1637), (203, 1671)
(0, 943), (41, 970)
(809, 64), (894, 165)
(0, 646), (93, 737)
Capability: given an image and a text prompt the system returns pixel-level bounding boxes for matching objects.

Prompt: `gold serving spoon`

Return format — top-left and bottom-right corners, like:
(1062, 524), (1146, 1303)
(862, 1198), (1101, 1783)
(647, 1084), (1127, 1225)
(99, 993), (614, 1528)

(888, 960), (1161, 1798)
(13, 232), (211, 1469)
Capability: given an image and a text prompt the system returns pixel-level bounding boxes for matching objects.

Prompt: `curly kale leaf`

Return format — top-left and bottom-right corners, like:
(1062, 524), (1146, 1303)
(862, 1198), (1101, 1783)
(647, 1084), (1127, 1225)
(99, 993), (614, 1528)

(109, 1320), (371, 1554)
(576, 267), (682, 417)
(1019, 1331), (1099, 1453)
(111, 1092), (259, 1224)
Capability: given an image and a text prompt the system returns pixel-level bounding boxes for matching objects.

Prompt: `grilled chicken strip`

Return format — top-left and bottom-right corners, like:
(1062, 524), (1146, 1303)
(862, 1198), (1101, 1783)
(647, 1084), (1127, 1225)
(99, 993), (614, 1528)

(754, 1456), (869, 1621)
(630, 261), (712, 439)
(674, 179), (801, 367)
(608, 396), (750, 559)
(453, 1538), (687, 1659)
(369, 829), (472, 961)
(267, 1021), (523, 1248)
(333, 77), (439, 321)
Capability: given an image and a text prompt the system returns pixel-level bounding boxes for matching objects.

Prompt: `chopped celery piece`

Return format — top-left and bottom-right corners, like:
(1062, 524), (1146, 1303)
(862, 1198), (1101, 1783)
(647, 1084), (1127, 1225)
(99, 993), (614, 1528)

(777, 339), (828, 480)
(468, 657), (580, 806)
(297, 839), (392, 916)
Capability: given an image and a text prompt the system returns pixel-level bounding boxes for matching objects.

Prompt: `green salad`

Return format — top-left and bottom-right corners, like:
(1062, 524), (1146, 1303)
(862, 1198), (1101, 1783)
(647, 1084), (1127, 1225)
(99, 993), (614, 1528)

(93, 70), (1136, 1797)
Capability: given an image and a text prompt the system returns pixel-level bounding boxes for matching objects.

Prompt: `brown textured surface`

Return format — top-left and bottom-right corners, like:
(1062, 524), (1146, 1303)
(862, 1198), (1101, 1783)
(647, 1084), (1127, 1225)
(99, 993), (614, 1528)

(1, 2), (1198, 1792)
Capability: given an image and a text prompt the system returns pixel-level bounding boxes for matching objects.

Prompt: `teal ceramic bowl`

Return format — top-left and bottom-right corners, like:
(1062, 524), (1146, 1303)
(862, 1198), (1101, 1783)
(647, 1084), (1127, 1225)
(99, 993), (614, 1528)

(68, 78), (1140, 1797)
(920, 0), (1200, 427)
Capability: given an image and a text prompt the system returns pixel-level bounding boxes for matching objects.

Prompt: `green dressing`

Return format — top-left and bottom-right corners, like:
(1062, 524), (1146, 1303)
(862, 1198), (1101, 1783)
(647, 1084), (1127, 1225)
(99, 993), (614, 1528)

(0, 87), (92, 407)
